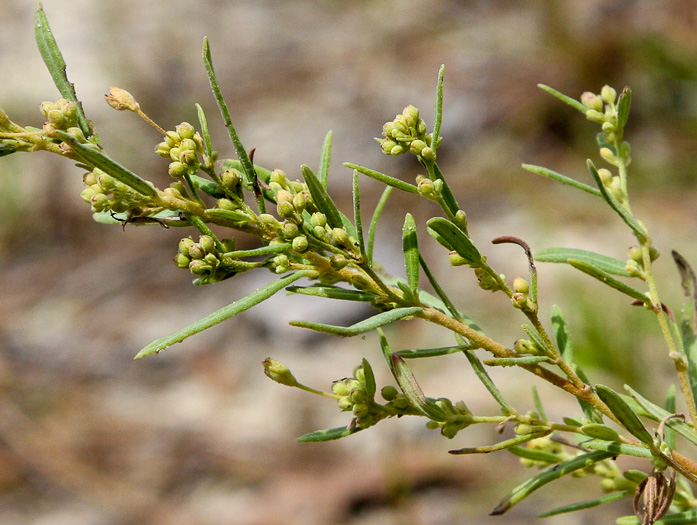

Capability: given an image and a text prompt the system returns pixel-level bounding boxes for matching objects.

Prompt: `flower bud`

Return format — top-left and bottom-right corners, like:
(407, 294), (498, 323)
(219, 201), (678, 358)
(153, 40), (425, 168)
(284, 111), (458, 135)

(513, 277), (529, 294)
(310, 212), (327, 228)
(292, 235), (309, 252)
(155, 142), (171, 158)
(262, 358), (299, 387)
(597, 168), (613, 186)
(449, 251), (466, 266)
(199, 235), (216, 254)
(600, 147), (618, 166)
(258, 214), (281, 229)
(313, 225), (329, 242)
(175, 122), (196, 140)
(330, 254), (349, 270)
(292, 192), (308, 213)
(188, 243), (205, 260)
(277, 201), (295, 218)
(331, 228), (350, 247)
(420, 146), (435, 162)
(105, 87), (140, 112)
(332, 380), (351, 397)
(381, 385), (398, 401)
(189, 259), (211, 275)
(168, 161), (188, 178)
(222, 169), (242, 190)
(178, 237), (195, 255)
(337, 397), (353, 411)
(600, 85), (617, 104)
(580, 92), (603, 112)
(585, 109), (606, 123)
(174, 253), (190, 268)
(282, 221), (300, 239)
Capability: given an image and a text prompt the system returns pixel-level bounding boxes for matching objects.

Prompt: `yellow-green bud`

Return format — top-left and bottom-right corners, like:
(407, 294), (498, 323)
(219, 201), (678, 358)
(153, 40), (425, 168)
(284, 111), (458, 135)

(155, 142), (171, 158)
(217, 199), (236, 211)
(420, 146), (435, 162)
(313, 225), (329, 241)
(270, 169), (288, 187)
(277, 201), (295, 218)
(600, 147), (618, 166)
(410, 139), (427, 155)
(188, 243), (205, 260)
(292, 192), (308, 213)
(337, 397), (353, 411)
(331, 228), (350, 247)
(449, 251), (466, 266)
(169, 147), (182, 162)
(259, 214), (280, 229)
(310, 212), (327, 228)
(222, 169), (242, 190)
(381, 385), (398, 401)
(178, 237), (195, 255)
(600, 85), (617, 104)
(352, 403), (369, 418)
(292, 235), (309, 252)
(330, 254), (349, 270)
(332, 380), (351, 397)
(189, 259), (211, 275)
(282, 221), (300, 239)
(174, 253), (190, 268)
(199, 235), (216, 254)
(168, 161), (188, 178)
(175, 122), (196, 140)
(262, 358), (299, 387)
(585, 109), (605, 123)
(513, 277), (529, 294)
(165, 131), (180, 146)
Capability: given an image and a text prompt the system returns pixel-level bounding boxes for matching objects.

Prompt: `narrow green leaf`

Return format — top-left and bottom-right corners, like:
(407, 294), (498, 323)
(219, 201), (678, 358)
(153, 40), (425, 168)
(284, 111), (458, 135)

(286, 285), (378, 302)
(396, 345), (470, 359)
(361, 358), (376, 400)
(665, 384), (677, 450)
(579, 439), (652, 458)
(538, 84), (588, 114)
(430, 64), (445, 156)
(581, 423), (621, 441)
(536, 247), (631, 277)
(190, 174), (224, 198)
(55, 131), (156, 196)
(392, 354), (447, 421)
(419, 254), (468, 325)
(195, 103), (214, 162)
(624, 385), (697, 446)
(531, 386), (548, 421)
(135, 271), (311, 359)
(673, 251), (697, 412)
(427, 217), (482, 267)
(367, 186), (392, 263)
(402, 213), (419, 292)
(35, 4), (93, 139)
(345, 162), (419, 194)
(430, 162), (460, 217)
(225, 243), (292, 258)
(290, 307), (422, 337)
(568, 259), (650, 304)
(318, 130), (332, 188)
(587, 160), (647, 242)
(490, 450), (614, 515)
(521, 324), (550, 356)
(301, 164), (343, 229)
(464, 351), (514, 416)
(378, 328), (396, 376)
(595, 384), (654, 445)
(450, 433), (545, 455)
(616, 87), (631, 133)
(550, 305), (572, 361)
(522, 164), (601, 197)
(507, 445), (561, 464)
(205, 208), (253, 225)
(352, 170), (366, 258)
(202, 38), (263, 212)
(483, 356), (550, 367)
(297, 425), (362, 442)
(538, 491), (630, 518)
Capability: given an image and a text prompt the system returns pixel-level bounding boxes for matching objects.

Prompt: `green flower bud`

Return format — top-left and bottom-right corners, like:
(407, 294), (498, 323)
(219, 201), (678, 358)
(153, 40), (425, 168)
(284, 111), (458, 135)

(270, 169), (288, 187)
(310, 212), (327, 228)
(165, 131), (180, 146)
(174, 253), (190, 268)
(179, 138), (197, 152)
(179, 149), (199, 166)
(292, 192), (308, 213)
(292, 235), (309, 252)
(169, 147), (182, 161)
(449, 251), (467, 266)
(331, 228), (350, 247)
(389, 144), (407, 156)
(273, 254), (290, 273)
(276, 189), (293, 204)
(330, 254), (349, 270)
(332, 380), (351, 397)
(337, 396), (353, 411)
(80, 187), (98, 203)
(188, 243), (205, 260)
(514, 339), (535, 355)
(155, 142), (171, 158)
(353, 365), (365, 383)
(441, 422), (459, 439)
(600, 85), (617, 104)
(420, 146), (435, 162)
(350, 389), (367, 404)
(199, 235), (216, 254)
(597, 168), (613, 186)
(176, 122), (196, 140)
(178, 237), (195, 254)
(189, 259), (211, 275)
(262, 357), (299, 387)
(277, 200), (295, 218)
(393, 394), (411, 409)
(222, 169), (242, 190)
(168, 161), (188, 178)
(381, 385), (398, 401)
(288, 180), (306, 194)
(259, 214), (281, 229)
(217, 198), (237, 211)
(163, 186), (182, 199)
(313, 225), (329, 242)
(352, 403), (369, 418)
(410, 139), (427, 155)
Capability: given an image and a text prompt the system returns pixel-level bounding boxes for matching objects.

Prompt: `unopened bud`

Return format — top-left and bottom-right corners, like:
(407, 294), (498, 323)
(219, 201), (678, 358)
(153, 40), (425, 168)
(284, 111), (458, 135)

(105, 86), (140, 112)
(262, 358), (299, 387)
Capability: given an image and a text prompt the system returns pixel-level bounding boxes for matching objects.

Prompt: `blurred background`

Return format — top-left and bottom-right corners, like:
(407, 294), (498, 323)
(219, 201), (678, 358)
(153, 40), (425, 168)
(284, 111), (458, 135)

(1, 1), (697, 524)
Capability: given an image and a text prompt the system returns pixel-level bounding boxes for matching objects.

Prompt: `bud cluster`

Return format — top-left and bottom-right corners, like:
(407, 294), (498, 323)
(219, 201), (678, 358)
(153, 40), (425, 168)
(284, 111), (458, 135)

(175, 234), (248, 285)
(625, 245), (659, 280)
(155, 122), (205, 178)
(80, 167), (152, 214)
(40, 98), (78, 134)
(424, 398), (472, 438)
(377, 105), (439, 161)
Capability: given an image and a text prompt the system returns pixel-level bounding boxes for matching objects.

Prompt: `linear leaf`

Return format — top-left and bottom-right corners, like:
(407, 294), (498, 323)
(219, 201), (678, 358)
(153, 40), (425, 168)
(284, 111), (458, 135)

(507, 446), (562, 464)
(367, 186), (392, 263)
(392, 354), (447, 421)
(397, 345), (470, 359)
(205, 208), (253, 225)
(402, 213), (419, 292)
(624, 385), (697, 446)
(352, 170), (366, 257)
(290, 307), (422, 337)
(190, 174), (224, 198)
(580, 439), (651, 458)
(35, 4), (93, 139)
(345, 162), (419, 194)
(297, 425), (362, 442)
(522, 164), (601, 197)
(587, 160), (647, 242)
(672, 251), (697, 413)
(361, 358), (376, 400)
(568, 259), (650, 304)
(595, 384), (654, 445)
(490, 450), (614, 515)
(430, 64), (444, 156)
(617, 87), (631, 133)
(538, 491), (630, 518)
(536, 247), (631, 277)
(538, 84), (588, 114)
(301, 164), (343, 229)
(430, 162), (460, 217)
(483, 356), (550, 367)
(318, 130), (332, 188)
(286, 285), (378, 302)
(616, 510), (697, 525)
(55, 131), (156, 196)
(135, 271), (311, 359)
(427, 217), (482, 267)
